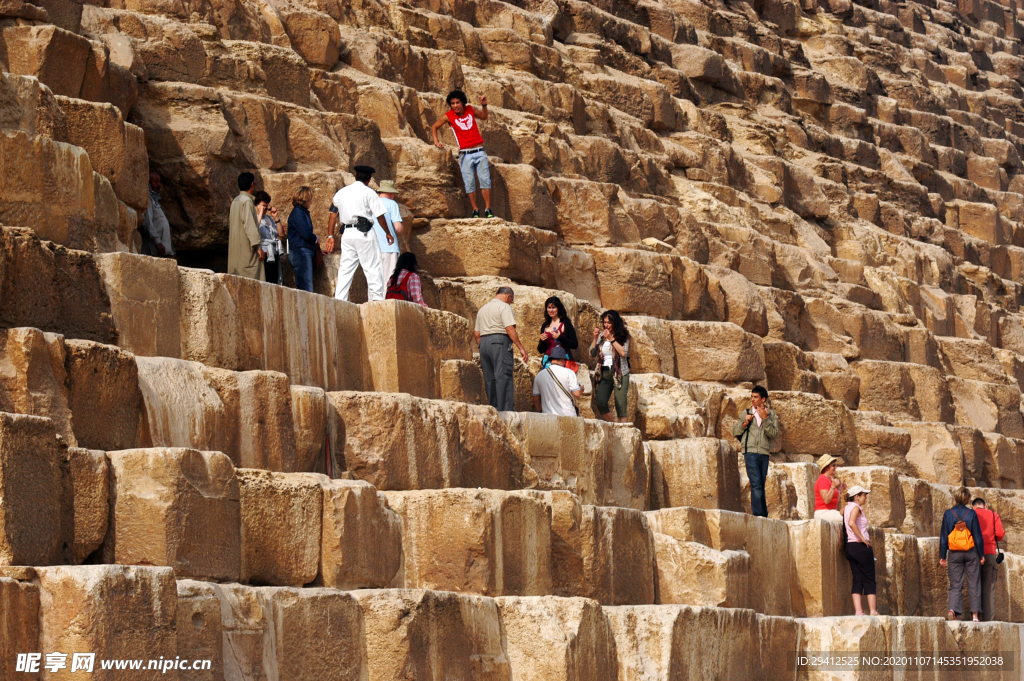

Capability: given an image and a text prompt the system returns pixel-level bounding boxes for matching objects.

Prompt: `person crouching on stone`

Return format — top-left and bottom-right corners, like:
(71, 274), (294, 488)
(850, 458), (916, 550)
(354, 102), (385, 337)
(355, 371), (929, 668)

(431, 89), (494, 219)
(532, 346), (582, 417)
(325, 165), (395, 302)
(844, 486), (878, 616)
(813, 454), (845, 522)
(732, 385), (779, 518)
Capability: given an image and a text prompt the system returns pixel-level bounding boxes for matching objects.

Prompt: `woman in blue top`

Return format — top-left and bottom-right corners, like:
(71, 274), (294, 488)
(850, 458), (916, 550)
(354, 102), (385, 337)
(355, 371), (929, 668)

(287, 186), (319, 292)
(939, 486), (986, 622)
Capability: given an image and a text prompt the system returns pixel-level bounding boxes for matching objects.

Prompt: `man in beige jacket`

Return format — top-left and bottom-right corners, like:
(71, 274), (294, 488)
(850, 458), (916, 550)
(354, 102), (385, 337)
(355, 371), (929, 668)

(228, 172), (265, 280)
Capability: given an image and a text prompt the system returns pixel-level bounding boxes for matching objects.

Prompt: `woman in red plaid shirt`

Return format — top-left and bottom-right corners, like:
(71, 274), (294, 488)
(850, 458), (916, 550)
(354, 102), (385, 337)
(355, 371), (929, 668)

(385, 252), (427, 306)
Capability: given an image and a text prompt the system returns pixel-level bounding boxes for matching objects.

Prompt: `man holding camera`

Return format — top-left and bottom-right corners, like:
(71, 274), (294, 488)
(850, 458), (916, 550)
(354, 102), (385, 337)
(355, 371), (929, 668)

(327, 165), (395, 302)
(732, 385), (780, 518)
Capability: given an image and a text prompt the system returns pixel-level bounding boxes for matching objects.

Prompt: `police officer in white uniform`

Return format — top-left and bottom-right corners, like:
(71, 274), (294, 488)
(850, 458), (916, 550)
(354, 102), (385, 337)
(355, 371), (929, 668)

(326, 165), (395, 302)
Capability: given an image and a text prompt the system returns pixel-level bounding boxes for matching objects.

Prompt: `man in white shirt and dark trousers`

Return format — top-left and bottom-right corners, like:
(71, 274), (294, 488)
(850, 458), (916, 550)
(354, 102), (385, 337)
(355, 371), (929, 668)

(533, 346), (582, 417)
(325, 165), (395, 301)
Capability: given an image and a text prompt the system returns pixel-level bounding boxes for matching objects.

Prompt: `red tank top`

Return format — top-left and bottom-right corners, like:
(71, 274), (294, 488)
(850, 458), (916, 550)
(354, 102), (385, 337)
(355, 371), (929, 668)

(446, 106), (484, 149)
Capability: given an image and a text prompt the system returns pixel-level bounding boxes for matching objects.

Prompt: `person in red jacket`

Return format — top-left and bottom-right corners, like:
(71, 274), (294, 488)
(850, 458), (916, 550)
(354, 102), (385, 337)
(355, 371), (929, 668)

(431, 90), (494, 219)
(973, 497), (1006, 621)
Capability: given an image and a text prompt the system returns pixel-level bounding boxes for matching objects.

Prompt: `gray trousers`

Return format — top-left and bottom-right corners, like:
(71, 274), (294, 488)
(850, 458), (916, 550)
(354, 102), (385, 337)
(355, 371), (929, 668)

(480, 334), (514, 411)
(947, 550), (981, 615)
(981, 553), (998, 621)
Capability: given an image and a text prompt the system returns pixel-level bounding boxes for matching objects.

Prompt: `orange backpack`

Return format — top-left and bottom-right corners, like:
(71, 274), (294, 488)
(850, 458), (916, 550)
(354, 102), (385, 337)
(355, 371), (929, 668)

(948, 508), (975, 552)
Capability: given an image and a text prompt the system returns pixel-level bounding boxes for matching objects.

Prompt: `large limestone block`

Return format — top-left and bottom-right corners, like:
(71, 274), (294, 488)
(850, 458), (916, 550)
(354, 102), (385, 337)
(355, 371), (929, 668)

(701, 510), (793, 615)
(704, 264), (769, 336)
(899, 475), (935, 536)
(623, 315), (675, 376)
(579, 505), (656, 606)
(796, 617), (891, 667)
(0, 575), (39, 680)
(852, 417), (912, 471)
(840, 466), (907, 529)
(175, 581), (222, 681)
(892, 421), (966, 485)
(938, 336), (1011, 384)
(544, 177), (643, 246)
(95, 253), (182, 359)
(384, 489), (551, 596)
(496, 596), (617, 681)
(410, 220), (551, 285)
(668, 321), (765, 383)
(103, 448), (240, 581)
(328, 392), (524, 491)
(652, 533), (749, 608)
(770, 462), (818, 520)
(0, 412), (62, 565)
(352, 589), (510, 681)
(763, 340), (823, 394)
(606, 604), (760, 681)
(2, 25), (90, 97)
(63, 339), (141, 451)
(439, 359), (486, 404)
(64, 447), (108, 564)
(0, 227), (116, 344)
(317, 478), (402, 589)
(649, 438), (741, 512)
(948, 377), (1024, 438)
(238, 469), (322, 586)
(360, 300), (435, 398)
(757, 614), (800, 681)
(787, 519), (852, 617)
(631, 373), (723, 440)
(853, 360), (955, 423)
(500, 412), (649, 510)
(582, 248), (710, 320)
(213, 583), (366, 681)
(770, 391), (858, 460)
(36, 566), (178, 678)
(981, 433), (1024, 489)
(0, 327), (75, 445)
(290, 385), (328, 473)
(884, 533), (921, 616)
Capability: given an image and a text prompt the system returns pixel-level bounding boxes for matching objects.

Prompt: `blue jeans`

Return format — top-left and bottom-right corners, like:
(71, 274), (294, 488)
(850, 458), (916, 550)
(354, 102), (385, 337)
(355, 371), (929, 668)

(744, 453), (769, 517)
(458, 150), (491, 194)
(291, 247), (314, 292)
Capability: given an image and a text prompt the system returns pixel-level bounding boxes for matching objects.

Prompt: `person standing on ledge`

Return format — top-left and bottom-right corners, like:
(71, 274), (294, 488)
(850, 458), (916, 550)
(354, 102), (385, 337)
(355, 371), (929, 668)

(325, 165), (395, 302)
(474, 286), (529, 411)
(431, 89), (495, 219)
(732, 385), (779, 518)
(140, 172), (175, 257)
(376, 180), (404, 283)
(228, 172), (265, 280)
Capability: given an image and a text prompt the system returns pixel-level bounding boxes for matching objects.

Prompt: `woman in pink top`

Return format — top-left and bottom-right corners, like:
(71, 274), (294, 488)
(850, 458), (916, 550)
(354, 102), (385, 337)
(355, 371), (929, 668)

(843, 486), (878, 616)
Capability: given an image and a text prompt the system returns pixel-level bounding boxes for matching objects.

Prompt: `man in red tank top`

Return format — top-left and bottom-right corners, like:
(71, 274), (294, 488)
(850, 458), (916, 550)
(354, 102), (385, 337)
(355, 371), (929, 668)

(431, 90), (495, 219)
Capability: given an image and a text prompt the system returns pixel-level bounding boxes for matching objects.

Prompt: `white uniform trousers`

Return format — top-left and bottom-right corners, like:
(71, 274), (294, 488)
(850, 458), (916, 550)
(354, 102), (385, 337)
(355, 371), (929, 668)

(334, 229), (385, 301)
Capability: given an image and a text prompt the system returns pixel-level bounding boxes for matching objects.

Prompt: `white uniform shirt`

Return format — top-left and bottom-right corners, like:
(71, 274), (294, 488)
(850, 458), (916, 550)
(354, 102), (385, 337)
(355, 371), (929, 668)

(332, 181), (386, 239)
(532, 364), (581, 417)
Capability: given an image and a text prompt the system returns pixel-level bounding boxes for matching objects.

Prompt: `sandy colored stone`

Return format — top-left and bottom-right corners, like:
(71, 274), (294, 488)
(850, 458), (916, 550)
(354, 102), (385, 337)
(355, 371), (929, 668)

(36, 566), (178, 679)
(0, 412), (62, 566)
(899, 475), (935, 536)
(103, 448), (240, 581)
(95, 253), (182, 359)
(948, 377), (1024, 439)
(0, 574), (39, 678)
(500, 412), (649, 510)
(770, 462), (818, 520)
(238, 469), (321, 586)
(892, 421), (966, 485)
(352, 589), (510, 681)
(317, 478), (402, 589)
(840, 466), (907, 529)
(787, 519), (852, 617)
(606, 604), (759, 681)
(852, 417), (912, 471)
(290, 385), (328, 473)
(582, 248), (712, 320)
(496, 596), (617, 681)
(577, 504), (655, 606)
(853, 360), (955, 423)
(409, 220), (552, 285)
(63, 338), (142, 451)
(762, 340), (822, 394)
(649, 438), (741, 512)
(63, 447), (108, 564)
(328, 391), (524, 490)
(623, 315), (676, 376)
(384, 488), (551, 596)
(668, 321), (765, 384)
(0, 327), (75, 445)
(439, 359), (486, 404)
(884, 532), (921, 616)
(652, 533), (749, 608)
(175, 580), (223, 681)
(769, 391), (858, 459)
(360, 299), (435, 398)
(631, 373), (723, 440)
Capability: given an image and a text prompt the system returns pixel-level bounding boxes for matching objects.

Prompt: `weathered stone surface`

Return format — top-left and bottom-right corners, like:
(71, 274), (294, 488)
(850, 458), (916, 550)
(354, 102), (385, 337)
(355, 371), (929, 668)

(36, 566), (178, 675)
(649, 438), (741, 512)
(95, 252), (182, 359)
(0, 575), (39, 679)
(623, 315), (676, 376)
(360, 299), (435, 397)
(668, 321), (766, 384)
(769, 391), (858, 460)
(652, 533), (749, 608)
(64, 447), (108, 564)
(410, 220), (552, 286)
(317, 478), (402, 590)
(853, 360), (955, 423)
(0, 327), (75, 445)
(0, 412), (62, 566)
(290, 385), (328, 473)
(500, 412), (649, 510)
(237, 469), (321, 586)
(496, 596), (617, 681)
(384, 488), (551, 596)
(632, 374), (722, 440)
(840, 466), (907, 529)
(175, 580), (223, 681)
(787, 519), (852, 617)
(103, 448), (240, 581)
(63, 338), (142, 451)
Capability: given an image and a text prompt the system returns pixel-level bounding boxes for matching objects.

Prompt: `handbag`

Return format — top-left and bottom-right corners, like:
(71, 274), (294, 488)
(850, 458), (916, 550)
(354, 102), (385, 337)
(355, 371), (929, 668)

(545, 366), (580, 416)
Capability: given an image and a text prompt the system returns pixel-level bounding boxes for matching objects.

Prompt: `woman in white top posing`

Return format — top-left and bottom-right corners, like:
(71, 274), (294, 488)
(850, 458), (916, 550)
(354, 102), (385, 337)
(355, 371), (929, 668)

(589, 310), (630, 423)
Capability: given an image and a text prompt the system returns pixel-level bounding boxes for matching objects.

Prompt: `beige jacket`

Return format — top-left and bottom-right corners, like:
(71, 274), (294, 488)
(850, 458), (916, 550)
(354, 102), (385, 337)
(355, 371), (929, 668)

(228, 191), (264, 281)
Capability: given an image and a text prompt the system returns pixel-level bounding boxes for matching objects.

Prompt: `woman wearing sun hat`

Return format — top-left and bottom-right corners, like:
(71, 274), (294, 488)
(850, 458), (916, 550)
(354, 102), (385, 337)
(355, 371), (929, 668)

(813, 454), (845, 522)
(844, 485), (878, 616)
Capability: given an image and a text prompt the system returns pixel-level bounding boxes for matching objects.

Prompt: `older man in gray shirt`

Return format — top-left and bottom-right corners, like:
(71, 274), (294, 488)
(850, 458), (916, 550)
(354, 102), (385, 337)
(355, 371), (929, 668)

(474, 287), (529, 411)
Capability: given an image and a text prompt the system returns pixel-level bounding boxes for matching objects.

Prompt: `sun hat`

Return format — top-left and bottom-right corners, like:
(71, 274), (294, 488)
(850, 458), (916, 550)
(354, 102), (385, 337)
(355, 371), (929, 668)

(816, 454), (842, 471)
(377, 180), (398, 193)
(847, 485), (870, 498)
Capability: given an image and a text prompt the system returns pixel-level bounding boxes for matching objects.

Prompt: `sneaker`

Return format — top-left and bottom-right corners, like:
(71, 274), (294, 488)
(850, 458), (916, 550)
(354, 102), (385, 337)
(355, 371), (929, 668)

(946, 610), (958, 621)
(471, 210), (480, 218)
(484, 208), (495, 218)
